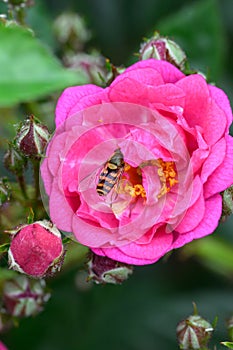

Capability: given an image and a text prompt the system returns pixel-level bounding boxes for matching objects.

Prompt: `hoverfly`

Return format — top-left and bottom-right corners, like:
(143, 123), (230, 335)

(96, 148), (125, 196)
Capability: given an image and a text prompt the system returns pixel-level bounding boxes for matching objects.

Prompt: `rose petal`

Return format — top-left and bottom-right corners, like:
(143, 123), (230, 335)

(49, 181), (74, 232)
(201, 137), (226, 183)
(209, 85), (233, 129)
(111, 66), (164, 86)
(204, 135), (233, 198)
(92, 226), (173, 265)
(125, 59), (185, 83)
(55, 85), (105, 127)
(109, 77), (185, 108)
(172, 194), (222, 249)
(175, 191), (205, 233)
(92, 247), (155, 265)
(176, 74), (227, 145)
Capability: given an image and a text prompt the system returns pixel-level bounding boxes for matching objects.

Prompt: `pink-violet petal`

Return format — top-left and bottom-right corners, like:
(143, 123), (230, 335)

(116, 226), (173, 262)
(49, 180), (74, 232)
(55, 85), (105, 127)
(209, 85), (233, 129)
(92, 225), (173, 265)
(109, 77), (185, 109)
(174, 191), (205, 233)
(110, 66), (164, 86)
(204, 135), (233, 198)
(201, 137), (226, 183)
(92, 247), (155, 265)
(125, 59), (185, 84)
(176, 74), (227, 145)
(172, 194), (222, 249)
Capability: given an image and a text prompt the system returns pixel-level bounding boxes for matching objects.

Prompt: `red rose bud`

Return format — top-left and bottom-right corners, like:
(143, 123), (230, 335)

(87, 253), (133, 285)
(4, 142), (27, 176)
(15, 115), (50, 158)
(0, 178), (11, 207)
(8, 220), (65, 278)
(3, 275), (50, 318)
(176, 314), (214, 350)
(139, 32), (186, 70)
(221, 186), (233, 220)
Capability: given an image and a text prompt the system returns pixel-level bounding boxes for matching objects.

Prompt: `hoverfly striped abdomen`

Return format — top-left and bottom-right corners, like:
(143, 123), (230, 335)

(96, 148), (125, 196)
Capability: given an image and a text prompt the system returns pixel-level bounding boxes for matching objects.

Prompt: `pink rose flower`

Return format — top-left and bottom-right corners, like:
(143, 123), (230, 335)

(41, 59), (233, 265)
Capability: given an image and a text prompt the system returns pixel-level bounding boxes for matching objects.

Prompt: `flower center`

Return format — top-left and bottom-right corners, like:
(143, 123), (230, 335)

(118, 163), (147, 199)
(156, 159), (178, 198)
(119, 158), (178, 200)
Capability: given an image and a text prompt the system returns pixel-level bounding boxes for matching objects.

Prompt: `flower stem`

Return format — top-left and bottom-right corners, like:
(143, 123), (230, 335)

(32, 159), (40, 201)
(17, 174), (28, 199)
(16, 7), (26, 26)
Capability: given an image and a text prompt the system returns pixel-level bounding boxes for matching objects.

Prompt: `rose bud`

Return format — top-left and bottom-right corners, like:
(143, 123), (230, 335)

(2, 275), (50, 318)
(221, 186), (233, 221)
(87, 252), (133, 285)
(64, 52), (107, 86)
(176, 312), (214, 350)
(15, 115), (50, 159)
(8, 220), (65, 278)
(4, 0), (33, 8)
(53, 12), (90, 52)
(0, 178), (11, 207)
(4, 142), (27, 176)
(139, 32), (186, 70)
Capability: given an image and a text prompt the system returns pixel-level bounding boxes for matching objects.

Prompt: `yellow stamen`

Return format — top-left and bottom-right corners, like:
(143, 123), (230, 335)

(115, 158), (178, 201)
(117, 163), (147, 199)
(156, 159), (178, 198)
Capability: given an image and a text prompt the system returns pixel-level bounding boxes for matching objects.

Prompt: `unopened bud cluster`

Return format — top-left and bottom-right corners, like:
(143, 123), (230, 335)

(4, 115), (50, 179)
(140, 32), (186, 70)
(8, 220), (65, 278)
(87, 253), (133, 285)
(2, 275), (50, 318)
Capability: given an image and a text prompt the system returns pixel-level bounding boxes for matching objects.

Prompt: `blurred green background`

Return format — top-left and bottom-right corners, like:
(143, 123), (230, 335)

(0, 0), (233, 349)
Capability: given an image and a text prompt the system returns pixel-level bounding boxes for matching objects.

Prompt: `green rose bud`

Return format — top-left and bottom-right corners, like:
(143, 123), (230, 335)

(3, 275), (50, 318)
(87, 253), (133, 285)
(15, 115), (50, 159)
(177, 313), (214, 350)
(139, 32), (186, 70)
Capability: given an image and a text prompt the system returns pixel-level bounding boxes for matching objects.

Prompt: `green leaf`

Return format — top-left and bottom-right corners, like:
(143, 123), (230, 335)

(182, 236), (233, 278)
(221, 342), (233, 349)
(0, 267), (16, 282)
(0, 242), (10, 253)
(158, 0), (225, 80)
(0, 23), (86, 106)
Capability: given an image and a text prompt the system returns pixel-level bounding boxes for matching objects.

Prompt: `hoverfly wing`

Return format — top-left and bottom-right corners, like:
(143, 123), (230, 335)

(78, 166), (100, 193)
(108, 177), (133, 214)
